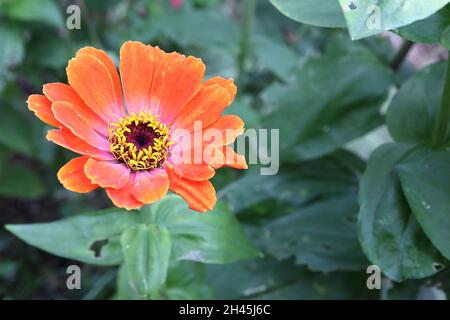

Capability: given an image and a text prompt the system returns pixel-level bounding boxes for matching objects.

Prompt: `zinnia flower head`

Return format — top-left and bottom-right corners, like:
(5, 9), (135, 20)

(27, 41), (247, 212)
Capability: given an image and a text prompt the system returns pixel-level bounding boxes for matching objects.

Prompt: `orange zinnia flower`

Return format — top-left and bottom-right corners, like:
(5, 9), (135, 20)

(27, 41), (247, 212)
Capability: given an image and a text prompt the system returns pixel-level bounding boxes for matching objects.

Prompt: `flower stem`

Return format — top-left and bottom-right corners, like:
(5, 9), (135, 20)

(237, 0), (256, 89)
(432, 54), (450, 147)
(390, 40), (414, 71)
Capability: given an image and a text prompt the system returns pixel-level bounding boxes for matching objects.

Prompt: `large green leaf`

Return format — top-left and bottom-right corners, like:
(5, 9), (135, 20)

(208, 258), (376, 299)
(339, 0), (450, 40)
(397, 149), (450, 260)
(1, 0), (64, 29)
(358, 143), (447, 281)
(262, 45), (392, 160)
(220, 150), (364, 213)
(221, 151), (367, 272)
(259, 195), (368, 272)
(140, 195), (260, 264)
(120, 224), (172, 299)
(269, 0), (346, 28)
(387, 62), (448, 146)
(398, 5), (450, 48)
(6, 209), (140, 265)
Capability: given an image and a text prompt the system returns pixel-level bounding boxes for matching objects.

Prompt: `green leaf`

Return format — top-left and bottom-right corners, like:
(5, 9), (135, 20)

(208, 258), (377, 299)
(1, 0), (64, 29)
(0, 25), (24, 71)
(338, 0), (450, 40)
(397, 149), (450, 260)
(157, 6), (239, 50)
(116, 264), (139, 300)
(442, 25), (450, 49)
(221, 151), (367, 272)
(0, 25), (25, 95)
(120, 224), (172, 299)
(117, 261), (213, 300)
(262, 45), (392, 160)
(220, 150), (364, 213)
(259, 195), (368, 272)
(398, 5), (450, 48)
(0, 105), (35, 157)
(253, 35), (298, 82)
(164, 261), (213, 300)
(358, 143), (447, 281)
(387, 62), (447, 146)
(6, 209), (140, 265)
(140, 195), (260, 264)
(0, 162), (45, 199)
(269, 0), (346, 28)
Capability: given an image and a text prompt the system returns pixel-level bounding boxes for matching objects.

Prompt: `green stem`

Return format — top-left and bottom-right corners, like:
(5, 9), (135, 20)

(390, 40), (414, 71)
(237, 0), (256, 89)
(432, 53), (450, 147)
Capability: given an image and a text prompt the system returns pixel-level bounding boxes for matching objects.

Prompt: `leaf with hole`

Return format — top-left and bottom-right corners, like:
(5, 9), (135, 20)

(6, 209), (140, 265)
(338, 0), (450, 40)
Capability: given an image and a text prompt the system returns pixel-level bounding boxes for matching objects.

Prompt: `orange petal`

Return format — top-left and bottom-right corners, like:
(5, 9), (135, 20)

(52, 101), (109, 151)
(84, 158), (130, 189)
(213, 146), (248, 170)
(151, 52), (205, 123)
(170, 135), (225, 169)
(204, 77), (237, 101)
(206, 115), (244, 146)
(174, 114), (245, 145)
(57, 156), (99, 193)
(106, 174), (144, 210)
(67, 52), (124, 122)
(170, 163), (215, 181)
(27, 94), (61, 127)
(171, 83), (232, 131)
(47, 128), (114, 160)
(166, 164), (217, 212)
(76, 47), (124, 115)
(119, 42), (163, 115)
(132, 169), (169, 203)
(43, 83), (108, 135)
